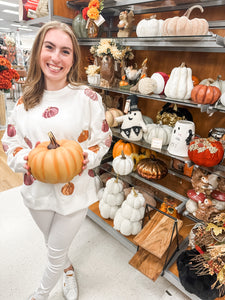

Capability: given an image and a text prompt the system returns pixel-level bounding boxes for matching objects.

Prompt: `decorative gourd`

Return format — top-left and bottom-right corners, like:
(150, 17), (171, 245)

(188, 137), (224, 167)
(136, 15), (164, 37)
(164, 62), (193, 100)
(192, 75), (200, 86)
(28, 132), (83, 184)
(136, 155), (168, 180)
(191, 82), (221, 105)
(99, 176), (125, 219)
(143, 123), (173, 146)
(156, 103), (193, 127)
(112, 139), (139, 158)
(72, 13), (88, 38)
(105, 108), (123, 127)
(138, 72), (169, 95)
(114, 187), (145, 236)
(162, 5), (209, 36)
(112, 151), (134, 176)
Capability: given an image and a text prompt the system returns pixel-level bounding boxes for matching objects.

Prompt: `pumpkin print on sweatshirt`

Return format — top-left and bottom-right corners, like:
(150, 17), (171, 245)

(24, 136), (32, 148)
(13, 147), (23, 156)
(42, 107), (59, 118)
(17, 97), (23, 105)
(78, 130), (89, 143)
(88, 169), (95, 177)
(105, 135), (112, 148)
(102, 119), (109, 132)
(2, 143), (9, 152)
(24, 173), (35, 185)
(88, 145), (100, 153)
(7, 124), (16, 137)
(84, 88), (98, 101)
(61, 182), (75, 195)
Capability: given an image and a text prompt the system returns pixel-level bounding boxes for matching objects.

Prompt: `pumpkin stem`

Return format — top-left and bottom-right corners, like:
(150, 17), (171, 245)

(121, 150), (126, 159)
(150, 14), (156, 20)
(183, 5), (204, 18)
(180, 62), (186, 68)
(132, 187), (138, 197)
(47, 131), (60, 149)
(115, 175), (119, 183)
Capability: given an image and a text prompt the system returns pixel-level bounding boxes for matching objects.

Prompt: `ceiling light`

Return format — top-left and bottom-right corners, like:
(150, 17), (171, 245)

(3, 9), (19, 15)
(0, 1), (19, 7)
(0, 18), (3, 21)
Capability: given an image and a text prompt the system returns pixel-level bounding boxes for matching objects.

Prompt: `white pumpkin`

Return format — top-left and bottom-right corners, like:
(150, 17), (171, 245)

(136, 15), (164, 37)
(105, 108), (123, 127)
(143, 123), (173, 146)
(112, 151), (134, 176)
(102, 187), (124, 206)
(113, 187), (145, 236)
(200, 75), (225, 94)
(220, 92), (225, 106)
(164, 62), (193, 100)
(105, 177), (123, 194)
(99, 201), (120, 219)
(138, 72), (169, 95)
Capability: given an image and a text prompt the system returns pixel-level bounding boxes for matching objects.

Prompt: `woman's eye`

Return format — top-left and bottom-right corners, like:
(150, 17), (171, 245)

(46, 45), (52, 50)
(63, 50), (70, 55)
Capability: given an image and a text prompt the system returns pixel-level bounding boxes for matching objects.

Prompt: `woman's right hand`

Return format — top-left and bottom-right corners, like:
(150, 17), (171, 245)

(23, 155), (31, 175)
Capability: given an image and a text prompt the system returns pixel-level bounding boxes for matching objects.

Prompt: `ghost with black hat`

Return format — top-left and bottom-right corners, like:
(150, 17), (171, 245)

(115, 95), (147, 141)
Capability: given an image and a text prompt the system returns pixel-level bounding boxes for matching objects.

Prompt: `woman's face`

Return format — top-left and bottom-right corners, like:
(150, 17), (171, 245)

(40, 28), (74, 90)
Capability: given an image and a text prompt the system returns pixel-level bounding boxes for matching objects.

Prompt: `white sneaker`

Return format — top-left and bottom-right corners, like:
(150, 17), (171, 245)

(63, 270), (78, 300)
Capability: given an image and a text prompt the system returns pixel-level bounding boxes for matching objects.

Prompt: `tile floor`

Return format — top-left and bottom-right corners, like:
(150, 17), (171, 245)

(0, 186), (192, 300)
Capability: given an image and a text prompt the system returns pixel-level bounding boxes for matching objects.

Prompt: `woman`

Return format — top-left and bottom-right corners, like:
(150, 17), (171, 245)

(2, 21), (112, 300)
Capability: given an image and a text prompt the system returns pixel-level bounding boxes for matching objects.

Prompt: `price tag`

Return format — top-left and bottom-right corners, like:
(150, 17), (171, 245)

(151, 138), (163, 149)
(124, 99), (130, 114)
(94, 14), (105, 27)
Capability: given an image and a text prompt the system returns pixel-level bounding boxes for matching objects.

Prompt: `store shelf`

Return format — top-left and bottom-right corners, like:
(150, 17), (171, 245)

(78, 34), (225, 53)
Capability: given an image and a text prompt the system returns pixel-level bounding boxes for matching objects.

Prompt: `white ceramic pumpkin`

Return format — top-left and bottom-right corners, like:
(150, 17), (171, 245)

(164, 62), (193, 100)
(138, 72), (169, 95)
(143, 123), (173, 146)
(105, 108), (123, 127)
(162, 5), (209, 36)
(112, 151), (134, 176)
(105, 177), (123, 194)
(136, 15), (164, 37)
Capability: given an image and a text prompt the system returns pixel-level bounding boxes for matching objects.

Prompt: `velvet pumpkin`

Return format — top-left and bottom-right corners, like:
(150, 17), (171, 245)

(28, 132), (83, 183)
(191, 83), (221, 105)
(188, 137), (224, 167)
(112, 139), (139, 158)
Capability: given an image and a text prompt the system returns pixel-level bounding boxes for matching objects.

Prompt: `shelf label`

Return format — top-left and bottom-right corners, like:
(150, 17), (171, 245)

(151, 138), (163, 149)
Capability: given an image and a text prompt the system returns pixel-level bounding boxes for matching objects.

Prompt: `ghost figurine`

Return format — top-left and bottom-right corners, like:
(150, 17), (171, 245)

(167, 120), (195, 157)
(115, 95), (147, 141)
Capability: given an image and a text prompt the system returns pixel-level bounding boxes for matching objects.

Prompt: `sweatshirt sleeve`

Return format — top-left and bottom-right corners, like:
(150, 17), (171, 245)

(1, 104), (30, 174)
(81, 88), (112, 170)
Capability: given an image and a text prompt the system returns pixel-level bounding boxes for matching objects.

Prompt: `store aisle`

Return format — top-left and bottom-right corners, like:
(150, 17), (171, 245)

(0, 186), (191, 300)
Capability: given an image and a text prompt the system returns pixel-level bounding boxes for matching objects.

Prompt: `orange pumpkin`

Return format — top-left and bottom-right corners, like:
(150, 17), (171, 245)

(191, 84), (221, 105)
(192, 75), (200, 86)
(112, 139), (139, 158)
(28, 132), (83, 183)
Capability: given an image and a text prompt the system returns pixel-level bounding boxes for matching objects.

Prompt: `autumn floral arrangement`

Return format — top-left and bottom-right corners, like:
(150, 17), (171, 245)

(0, 55), (20, 92)
(82, 0), (104, 22)
(190, 213), (225, 295)
(90, 39), (134, 61)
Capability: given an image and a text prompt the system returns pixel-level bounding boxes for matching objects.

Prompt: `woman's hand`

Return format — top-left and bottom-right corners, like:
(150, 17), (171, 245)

(23, 155), (31, 175)
(79, 152), (89, 175)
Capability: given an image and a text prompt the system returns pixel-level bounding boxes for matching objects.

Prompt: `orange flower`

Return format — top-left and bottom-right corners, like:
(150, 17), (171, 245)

(89, 0), (100, 9)
(87, 7), (99, 20)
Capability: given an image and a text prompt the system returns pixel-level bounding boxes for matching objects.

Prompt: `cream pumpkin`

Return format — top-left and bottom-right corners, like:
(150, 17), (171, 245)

(143, 124), (173, 146)
(105, 108), (123, 127)
(112, 151), (134, 176)
(163, 5), (209, 36)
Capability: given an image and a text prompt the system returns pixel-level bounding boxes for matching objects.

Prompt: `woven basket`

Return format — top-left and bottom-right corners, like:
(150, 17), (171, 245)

(0, 92), (6, 129)
(36, 0), (48, 18)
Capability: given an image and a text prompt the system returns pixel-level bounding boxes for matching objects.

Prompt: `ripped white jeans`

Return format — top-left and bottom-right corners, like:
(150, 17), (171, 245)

(29, 207), (88, 300)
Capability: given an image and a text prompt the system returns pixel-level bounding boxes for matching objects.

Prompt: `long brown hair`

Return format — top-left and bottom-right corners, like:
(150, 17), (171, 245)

(23, 21), (81, 110)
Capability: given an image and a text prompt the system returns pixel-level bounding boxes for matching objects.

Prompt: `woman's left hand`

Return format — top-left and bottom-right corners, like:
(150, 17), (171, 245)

(79, 152), (89, 175)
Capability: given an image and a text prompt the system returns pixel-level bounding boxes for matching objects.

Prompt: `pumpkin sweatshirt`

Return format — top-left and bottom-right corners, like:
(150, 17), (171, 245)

(2, 85), (112, 215)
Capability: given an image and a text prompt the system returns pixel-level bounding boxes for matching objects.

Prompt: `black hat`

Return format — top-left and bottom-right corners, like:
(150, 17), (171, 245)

(128, 95), (139, 112)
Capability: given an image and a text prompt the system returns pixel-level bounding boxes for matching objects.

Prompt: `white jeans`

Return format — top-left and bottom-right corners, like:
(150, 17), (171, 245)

(29, 207), (88, 300)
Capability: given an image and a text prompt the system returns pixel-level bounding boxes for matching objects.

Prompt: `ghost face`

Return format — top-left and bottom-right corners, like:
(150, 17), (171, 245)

(167, 120), (195, 157)
(120, 110), (144, 141)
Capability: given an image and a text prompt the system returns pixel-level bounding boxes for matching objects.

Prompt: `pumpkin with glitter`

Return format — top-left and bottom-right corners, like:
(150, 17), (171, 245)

(188, 137), (224, 167)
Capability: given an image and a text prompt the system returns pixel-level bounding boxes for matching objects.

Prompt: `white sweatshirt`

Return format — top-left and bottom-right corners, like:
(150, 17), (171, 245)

(2, 85), (112, 215)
